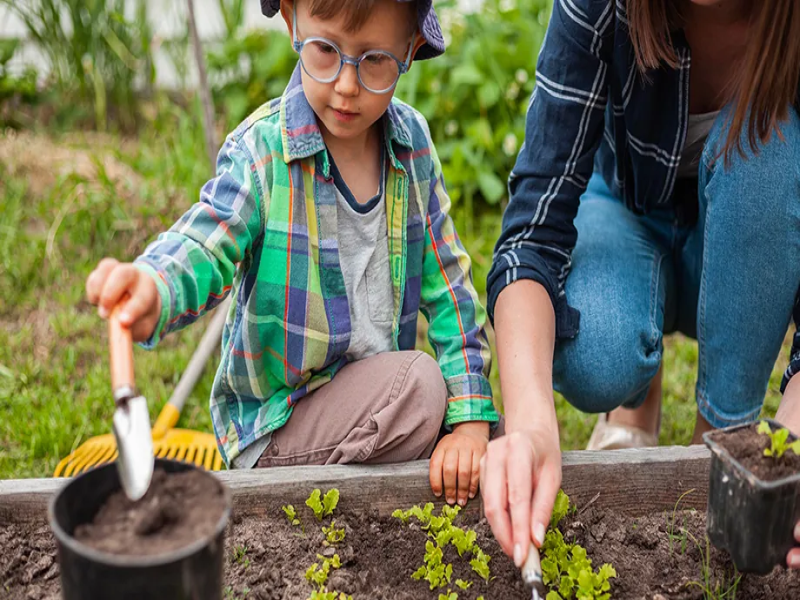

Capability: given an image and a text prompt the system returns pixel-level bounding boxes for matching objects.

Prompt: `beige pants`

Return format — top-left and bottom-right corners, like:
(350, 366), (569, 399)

(257, 351), (451, 468)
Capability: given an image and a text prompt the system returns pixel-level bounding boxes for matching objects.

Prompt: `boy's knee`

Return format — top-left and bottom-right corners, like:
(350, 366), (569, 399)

(400, 351), (447, 430)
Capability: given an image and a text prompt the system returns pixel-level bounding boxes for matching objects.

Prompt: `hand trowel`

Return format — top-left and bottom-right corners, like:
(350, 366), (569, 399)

(522, 543), (546, 600)
(109, 304), (154, 501)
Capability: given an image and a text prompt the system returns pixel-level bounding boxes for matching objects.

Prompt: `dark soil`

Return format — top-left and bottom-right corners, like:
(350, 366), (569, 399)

(74, 468), (227, 556)
(3, 502), (800, 599)
(709, 423), (800, 481)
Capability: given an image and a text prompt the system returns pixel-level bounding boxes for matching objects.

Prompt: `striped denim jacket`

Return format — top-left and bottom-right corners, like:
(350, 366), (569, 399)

(135, 67), (498, 465)
(487, 0), (800, 392)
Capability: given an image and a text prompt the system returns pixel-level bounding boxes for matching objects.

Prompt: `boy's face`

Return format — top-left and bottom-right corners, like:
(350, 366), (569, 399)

(283, 0), (424, 144)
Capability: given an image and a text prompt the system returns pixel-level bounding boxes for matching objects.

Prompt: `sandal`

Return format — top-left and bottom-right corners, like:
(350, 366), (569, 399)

(586, 413), (659, 451)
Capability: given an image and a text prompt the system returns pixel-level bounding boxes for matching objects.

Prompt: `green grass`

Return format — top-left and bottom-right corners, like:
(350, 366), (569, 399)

(0, 125), (791, 479)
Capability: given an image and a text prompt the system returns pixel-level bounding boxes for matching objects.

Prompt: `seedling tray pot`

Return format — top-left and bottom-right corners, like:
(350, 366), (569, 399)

(48, 459), (231, 600)
(704, 419), (800, 574)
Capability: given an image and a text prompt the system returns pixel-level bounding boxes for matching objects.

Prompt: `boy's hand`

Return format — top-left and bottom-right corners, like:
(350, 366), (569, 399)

(86, 258), (161, 342)
(430, 421), (490, 507)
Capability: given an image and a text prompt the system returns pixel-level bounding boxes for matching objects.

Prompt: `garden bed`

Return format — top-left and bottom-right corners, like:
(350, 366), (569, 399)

(2, 447), (798, 599)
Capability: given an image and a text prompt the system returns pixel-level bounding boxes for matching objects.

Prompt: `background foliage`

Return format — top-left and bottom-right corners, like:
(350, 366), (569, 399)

(0, 0), (792, 479)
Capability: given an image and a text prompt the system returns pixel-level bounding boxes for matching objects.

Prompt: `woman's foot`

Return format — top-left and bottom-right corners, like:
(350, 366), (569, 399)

(586, 366), (662, 450)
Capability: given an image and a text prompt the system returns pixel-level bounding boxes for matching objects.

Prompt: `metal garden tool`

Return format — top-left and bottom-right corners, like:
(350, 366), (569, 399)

(522, 544), (546, 600)
(53, 301), (227, 478)
(108, 304), (154, 501)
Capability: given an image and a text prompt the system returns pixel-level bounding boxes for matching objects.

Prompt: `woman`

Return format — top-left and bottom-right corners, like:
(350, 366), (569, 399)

(481, 0), (800, 571)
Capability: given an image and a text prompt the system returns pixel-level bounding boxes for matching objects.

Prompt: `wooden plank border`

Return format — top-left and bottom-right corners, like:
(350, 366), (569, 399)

(0, 446), (710, 525)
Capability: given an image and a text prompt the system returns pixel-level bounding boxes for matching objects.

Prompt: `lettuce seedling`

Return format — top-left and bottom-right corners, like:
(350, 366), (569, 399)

(282, 505), (301, 527)
(305, 554), (342, 590)
(469, 547), (492, 583)
(758, 420), (800, 459)
(412, 541), (453, 590)
(306, 489), (340, 521)
(438, 591), (458, 600)
(308, 591), (352, 600)
(455, 579), (472, 590)
(541, 491), (616, 600)
(322, 520), (346, 545)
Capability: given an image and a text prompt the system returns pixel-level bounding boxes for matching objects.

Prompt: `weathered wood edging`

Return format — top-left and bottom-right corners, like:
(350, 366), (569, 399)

(0, 446), (710, 525)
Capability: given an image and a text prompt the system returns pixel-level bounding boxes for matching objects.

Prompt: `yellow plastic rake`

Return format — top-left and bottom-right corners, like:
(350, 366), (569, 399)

(54, 403), (223, 477)
(54, 302), (229, 478)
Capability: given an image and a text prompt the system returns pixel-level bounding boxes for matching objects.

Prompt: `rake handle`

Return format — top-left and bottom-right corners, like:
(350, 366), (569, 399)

(109, 304), (135, 396)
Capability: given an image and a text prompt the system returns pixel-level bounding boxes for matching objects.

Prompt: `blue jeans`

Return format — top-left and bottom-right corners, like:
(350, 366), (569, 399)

(553, 106), (800, 428)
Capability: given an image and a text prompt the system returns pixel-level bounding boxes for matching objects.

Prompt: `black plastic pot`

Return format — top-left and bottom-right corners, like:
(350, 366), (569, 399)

(49, 459), (231, 600)
(704, 418), (800, 574)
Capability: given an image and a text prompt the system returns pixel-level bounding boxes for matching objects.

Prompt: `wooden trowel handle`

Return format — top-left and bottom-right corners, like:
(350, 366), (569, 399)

(109, 305), (135, 394)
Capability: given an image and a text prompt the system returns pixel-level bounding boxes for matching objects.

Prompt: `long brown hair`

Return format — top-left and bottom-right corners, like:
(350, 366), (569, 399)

(627, 0), (800, 162)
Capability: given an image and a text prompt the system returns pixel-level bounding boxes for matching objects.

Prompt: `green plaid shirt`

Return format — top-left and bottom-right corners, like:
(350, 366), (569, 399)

(135, 67), (498, 465)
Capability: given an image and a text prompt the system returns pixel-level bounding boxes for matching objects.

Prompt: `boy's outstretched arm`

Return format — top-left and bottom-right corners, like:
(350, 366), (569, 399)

(87, 134), (266, 345)
(419, 140), (499, 507)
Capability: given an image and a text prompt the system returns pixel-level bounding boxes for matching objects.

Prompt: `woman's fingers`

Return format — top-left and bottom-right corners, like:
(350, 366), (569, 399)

(530, 458), (562, 548)
(506, 433), (535, 567)
(481, 439), (513, 557)
(788, 547), (800, 570)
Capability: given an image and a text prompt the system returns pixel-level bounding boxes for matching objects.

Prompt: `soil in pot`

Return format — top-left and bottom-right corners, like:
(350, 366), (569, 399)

(4, 499), (800, 599)
(74, 467), (227, 556)
(707, 423), (800, 481)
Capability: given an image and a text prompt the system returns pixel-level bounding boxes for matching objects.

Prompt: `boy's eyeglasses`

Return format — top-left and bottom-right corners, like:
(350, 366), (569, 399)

(292, 5), (414, 95)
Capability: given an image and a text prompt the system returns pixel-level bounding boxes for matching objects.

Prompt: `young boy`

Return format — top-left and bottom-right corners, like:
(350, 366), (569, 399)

(85, 0), (500, 507)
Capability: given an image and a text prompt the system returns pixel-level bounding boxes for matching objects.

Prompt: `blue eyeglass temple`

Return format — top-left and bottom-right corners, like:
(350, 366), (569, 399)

(291, 5), (414, 89)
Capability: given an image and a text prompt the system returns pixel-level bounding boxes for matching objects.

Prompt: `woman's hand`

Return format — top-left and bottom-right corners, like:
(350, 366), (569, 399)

(480, 422), (562, 568)
(430, 421), (490, 507)
(788, 523), (800, 569)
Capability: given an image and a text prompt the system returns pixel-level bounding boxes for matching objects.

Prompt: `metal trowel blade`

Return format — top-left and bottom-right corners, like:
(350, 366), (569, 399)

(112, 395), (154, 501)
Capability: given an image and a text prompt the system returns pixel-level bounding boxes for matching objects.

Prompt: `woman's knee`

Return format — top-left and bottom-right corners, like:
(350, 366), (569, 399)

(554, 330), (661, 413)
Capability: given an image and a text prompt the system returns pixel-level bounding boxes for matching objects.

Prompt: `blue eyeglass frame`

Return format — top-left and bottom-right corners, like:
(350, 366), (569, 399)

(291, 5), (414, 94)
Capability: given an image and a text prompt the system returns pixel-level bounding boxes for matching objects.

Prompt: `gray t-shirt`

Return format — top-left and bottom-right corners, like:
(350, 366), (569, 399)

(677, 110), (720, 179)
(332, 157), (395, 362)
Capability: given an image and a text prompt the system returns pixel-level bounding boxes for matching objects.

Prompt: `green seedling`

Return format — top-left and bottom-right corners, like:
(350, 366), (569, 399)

(412, 540), (454, 590)
(667, 489), (695, 556)
(469, 548), (492, 583)
(322, 520), (346, 545)
(541, 491), (616, 600)
(283, 504), (301, 527)
(307, 489), (340, 521)
(231, 544), (248, 564)
(395, 502), (491, 588)
(683, 529), (741, 600)
(224, 586), (250, 600)
(308, 591), (352, 600)
(438, 591), (458, 600)
(305, 554), (342, 590)
(758, 420), (800, 459)
(455, 579), (472, 590)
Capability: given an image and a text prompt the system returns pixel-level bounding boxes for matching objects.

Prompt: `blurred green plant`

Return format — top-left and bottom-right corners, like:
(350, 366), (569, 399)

(397, 0), (550, 230)
(0, 39), (38, 102)
(1, 0), (155, 131)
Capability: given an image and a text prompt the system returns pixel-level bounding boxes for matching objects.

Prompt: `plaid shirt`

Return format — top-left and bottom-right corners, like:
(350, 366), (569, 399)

(487, 0), (800, 393)
(135, 66), (498, 465)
